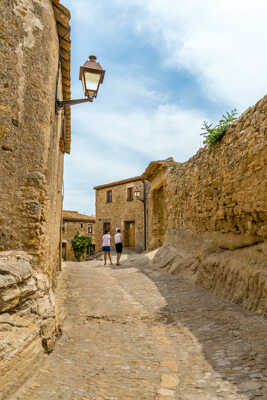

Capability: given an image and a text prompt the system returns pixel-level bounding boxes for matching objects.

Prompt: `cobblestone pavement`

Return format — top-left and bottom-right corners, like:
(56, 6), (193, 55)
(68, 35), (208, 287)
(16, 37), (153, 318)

(13, 253), (267, 400)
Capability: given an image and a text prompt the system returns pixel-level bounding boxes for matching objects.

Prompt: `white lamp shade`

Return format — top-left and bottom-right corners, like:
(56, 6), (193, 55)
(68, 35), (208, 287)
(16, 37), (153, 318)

(84, 72), (101, 93)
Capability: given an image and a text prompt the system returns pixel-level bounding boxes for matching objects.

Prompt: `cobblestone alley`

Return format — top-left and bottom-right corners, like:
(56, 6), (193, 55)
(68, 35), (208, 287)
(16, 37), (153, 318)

(13, 253), (267, 400)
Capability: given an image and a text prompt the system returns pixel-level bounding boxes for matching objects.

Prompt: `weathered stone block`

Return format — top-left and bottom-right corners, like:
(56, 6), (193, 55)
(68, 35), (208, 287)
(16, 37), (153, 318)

(20, 278), (37, 299)
(36, 295), (55, 319)
(0, 285), (20, 312)
(40, 317), (56, 339)
(0, 258), (32, 282)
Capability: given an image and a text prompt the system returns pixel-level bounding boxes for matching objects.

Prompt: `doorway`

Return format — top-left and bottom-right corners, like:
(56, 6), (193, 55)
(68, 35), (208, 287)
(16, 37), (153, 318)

(124, 221), (135, 247)
(62, 242), (67, 261)
(103, 222), (111, 233)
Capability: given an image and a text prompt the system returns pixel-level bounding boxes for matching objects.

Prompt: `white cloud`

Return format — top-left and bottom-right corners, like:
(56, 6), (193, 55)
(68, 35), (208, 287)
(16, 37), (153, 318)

(72, 105), (204, 159)
(114, 0), (267, 109)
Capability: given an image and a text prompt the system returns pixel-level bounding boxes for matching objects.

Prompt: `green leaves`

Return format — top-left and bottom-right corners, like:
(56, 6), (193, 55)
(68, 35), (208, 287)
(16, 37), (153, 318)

(201, 109), (238, 150)
(71, 233), (92, 261)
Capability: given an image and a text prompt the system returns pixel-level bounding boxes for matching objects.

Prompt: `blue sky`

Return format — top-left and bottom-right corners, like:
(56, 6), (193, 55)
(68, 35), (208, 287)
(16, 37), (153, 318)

(62, 0), (267, 215)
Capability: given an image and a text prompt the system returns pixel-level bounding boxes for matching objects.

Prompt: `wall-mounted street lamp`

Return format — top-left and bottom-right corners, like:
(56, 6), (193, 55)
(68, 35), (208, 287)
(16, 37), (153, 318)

(56, 55), (105, 113)
(134, 187), (141, 199)
(134, 182), (147, 251)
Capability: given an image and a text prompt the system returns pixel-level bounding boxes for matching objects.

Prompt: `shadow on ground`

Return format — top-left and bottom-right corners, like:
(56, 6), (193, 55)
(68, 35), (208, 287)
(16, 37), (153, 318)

(109, 250), (267, 399)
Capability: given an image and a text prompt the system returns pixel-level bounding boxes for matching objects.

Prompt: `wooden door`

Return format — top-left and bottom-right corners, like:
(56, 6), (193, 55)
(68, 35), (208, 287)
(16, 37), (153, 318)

(125, 221), (135, 247)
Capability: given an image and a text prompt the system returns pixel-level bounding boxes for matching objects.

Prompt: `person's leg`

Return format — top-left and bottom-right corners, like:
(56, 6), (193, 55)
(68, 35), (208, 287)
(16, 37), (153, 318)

(117, 244), (122, 265)
(104, 251), (107, 265)
(108, 251), (113, 265)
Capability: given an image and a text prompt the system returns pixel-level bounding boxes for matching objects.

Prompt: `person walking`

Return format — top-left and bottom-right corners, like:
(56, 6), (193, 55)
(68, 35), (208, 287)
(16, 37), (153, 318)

(102, 230), (113, 265)
(114, 229), (123, 266)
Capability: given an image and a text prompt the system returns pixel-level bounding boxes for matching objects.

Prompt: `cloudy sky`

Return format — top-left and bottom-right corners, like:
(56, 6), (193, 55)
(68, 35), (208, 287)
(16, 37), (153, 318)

(62, 0), (267, 215)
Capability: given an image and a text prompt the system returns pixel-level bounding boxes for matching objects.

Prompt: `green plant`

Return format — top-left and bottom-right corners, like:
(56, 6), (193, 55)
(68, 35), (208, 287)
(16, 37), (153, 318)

(201, 109), (238, 150)
(71, 233), (92, 261)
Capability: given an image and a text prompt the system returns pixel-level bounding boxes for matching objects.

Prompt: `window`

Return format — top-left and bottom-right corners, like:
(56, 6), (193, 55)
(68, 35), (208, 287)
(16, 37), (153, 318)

(81, 223), (83, 228)
(88, 225), (93, 234)
(106, 190), (112, 203)
(127, 187), (133, 201)
(62, 221), (67, 232)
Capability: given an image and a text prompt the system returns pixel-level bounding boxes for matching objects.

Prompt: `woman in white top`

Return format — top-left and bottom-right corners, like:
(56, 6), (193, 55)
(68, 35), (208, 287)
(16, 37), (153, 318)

(102, 230), (113, 265)
(114, 229), (123, 266)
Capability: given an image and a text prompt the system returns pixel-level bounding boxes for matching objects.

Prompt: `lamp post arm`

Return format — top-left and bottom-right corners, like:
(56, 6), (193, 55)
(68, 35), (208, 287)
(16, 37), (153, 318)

(56, 97), (93, 113)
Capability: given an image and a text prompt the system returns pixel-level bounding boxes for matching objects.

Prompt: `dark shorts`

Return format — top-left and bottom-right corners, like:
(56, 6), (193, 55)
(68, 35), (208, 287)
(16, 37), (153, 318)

(115, 243), (123, 254)
(102, 246), (111, 252)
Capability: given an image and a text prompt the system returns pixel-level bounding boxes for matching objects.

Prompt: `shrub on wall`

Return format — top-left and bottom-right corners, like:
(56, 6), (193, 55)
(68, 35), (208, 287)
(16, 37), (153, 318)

(71, 233), (92, 261)
(201, 109), (238, 150)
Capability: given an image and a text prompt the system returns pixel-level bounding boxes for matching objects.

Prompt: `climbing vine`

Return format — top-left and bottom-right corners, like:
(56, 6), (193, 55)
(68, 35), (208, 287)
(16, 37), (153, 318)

(201, 109), (238, 150)
(71, 233), (92, 261)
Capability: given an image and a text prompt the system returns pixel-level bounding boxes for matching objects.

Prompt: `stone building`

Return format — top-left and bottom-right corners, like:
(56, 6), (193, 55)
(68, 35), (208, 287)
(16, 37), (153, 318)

(142, 159), (176, 250)
(0, 1), (71, 398)
(94, 177), (147, 252)
(62, 210), (95, 261)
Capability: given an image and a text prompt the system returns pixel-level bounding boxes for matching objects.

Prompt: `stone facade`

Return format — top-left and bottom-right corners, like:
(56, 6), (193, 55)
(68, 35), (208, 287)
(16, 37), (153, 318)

(94, 177), (147, 252)
(62, 210), (95, 261)
(0, 1), (71, 398)
(150, 96), (267, 316)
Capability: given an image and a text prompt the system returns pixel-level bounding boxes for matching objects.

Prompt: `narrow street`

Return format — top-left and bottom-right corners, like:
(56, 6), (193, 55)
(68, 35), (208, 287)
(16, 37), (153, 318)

(13, 253), (267, 400)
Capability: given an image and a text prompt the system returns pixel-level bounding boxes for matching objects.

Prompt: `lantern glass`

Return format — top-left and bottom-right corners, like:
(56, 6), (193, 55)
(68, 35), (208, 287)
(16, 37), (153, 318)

(84, 71), (101, 94)
(134, 188), (141, 198)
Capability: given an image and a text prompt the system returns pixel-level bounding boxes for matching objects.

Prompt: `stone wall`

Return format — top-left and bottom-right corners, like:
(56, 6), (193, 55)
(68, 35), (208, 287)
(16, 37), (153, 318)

(0, 0), (65, 275)
(95, 179), (145, 252)
(157, 95), (267, 316)
(0, 0), (70, 398)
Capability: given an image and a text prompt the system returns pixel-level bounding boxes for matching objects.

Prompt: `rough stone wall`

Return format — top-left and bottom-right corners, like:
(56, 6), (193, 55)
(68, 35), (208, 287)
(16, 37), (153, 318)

(0, 0), (64, 274)
(158, 95), (267, 315)
(95, 180), (145, 252)
(167, 96), (266, 239)
(0, 1), (68, 398)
